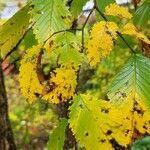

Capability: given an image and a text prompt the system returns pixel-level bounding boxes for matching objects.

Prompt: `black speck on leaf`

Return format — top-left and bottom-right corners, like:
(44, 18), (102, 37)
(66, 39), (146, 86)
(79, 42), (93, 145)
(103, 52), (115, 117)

(79, 104), (83, 109)
(85, 132), (89, 136)
(31, 4), (34, 8)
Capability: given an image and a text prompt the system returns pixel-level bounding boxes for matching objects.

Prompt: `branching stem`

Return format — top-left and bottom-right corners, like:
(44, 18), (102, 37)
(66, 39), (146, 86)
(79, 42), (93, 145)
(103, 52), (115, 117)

(43, 7), (95, 51)
(81, 6), (95, 52)
(43, 28), (82, 46)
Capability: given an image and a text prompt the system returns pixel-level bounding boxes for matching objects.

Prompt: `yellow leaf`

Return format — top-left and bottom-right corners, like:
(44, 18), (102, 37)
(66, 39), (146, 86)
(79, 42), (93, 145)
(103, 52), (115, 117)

(87, 21), (118, 67)
(42, 65), (77, 103)
(109, 93), (150, 146)
(105, 3), (132, 19)
(19, 45), (43, 103)
(122, 23), (150, 44)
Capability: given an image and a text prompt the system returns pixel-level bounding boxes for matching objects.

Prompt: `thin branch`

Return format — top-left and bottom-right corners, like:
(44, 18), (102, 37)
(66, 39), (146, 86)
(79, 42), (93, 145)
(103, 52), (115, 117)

(81, 6), (95, 52)
(116, 31), (135, 53)
(95, 7), (107, 21)
(43, 28), (82, 46)
(94, 0), (135, 53)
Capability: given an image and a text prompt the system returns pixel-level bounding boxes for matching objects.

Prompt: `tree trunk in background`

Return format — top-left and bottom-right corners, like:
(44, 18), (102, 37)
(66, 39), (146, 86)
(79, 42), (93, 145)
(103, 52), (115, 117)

(57, 102), (77, 150)
(0, 59), (16, 150)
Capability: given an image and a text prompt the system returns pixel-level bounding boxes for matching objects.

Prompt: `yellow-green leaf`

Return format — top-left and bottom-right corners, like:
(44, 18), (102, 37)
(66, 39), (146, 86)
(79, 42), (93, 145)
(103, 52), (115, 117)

(69, 94), (121, 150)
(0, 4), (30, 58)
(31, 0), (72, 43)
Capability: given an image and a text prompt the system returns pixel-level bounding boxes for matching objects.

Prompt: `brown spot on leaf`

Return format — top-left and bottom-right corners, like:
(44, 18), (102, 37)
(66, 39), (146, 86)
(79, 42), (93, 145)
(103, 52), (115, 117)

(106, 130), (112, 135)
(101, 108), (109, 113)
(100, 139), (106, 143)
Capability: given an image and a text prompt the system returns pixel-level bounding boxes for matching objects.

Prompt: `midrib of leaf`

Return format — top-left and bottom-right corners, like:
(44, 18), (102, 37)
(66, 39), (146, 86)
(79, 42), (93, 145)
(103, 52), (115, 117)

(133, 55), (137, 97)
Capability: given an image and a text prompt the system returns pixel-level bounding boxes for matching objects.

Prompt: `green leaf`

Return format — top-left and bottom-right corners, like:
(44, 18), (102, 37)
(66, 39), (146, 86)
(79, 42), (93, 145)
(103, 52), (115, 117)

(107, 54), (150, 107)
(96, 0), (115, 12)
(71, 0), (88, 17)
(23, 29), (38, 49)
(69, 94), (115, 150)
(133, 1), (150, 27)
(47, 118), (67, 150)
(31, 0), (72, 43)
(54, 32), (83, 68)
(0, 4), (30, 58)
(131, 136), (150, 150)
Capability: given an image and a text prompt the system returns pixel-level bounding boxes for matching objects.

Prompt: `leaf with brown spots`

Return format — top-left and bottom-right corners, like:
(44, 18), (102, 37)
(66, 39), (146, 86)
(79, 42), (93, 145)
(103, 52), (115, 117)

(108, 54), (150, 107)
(69, 94), (124, 150)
